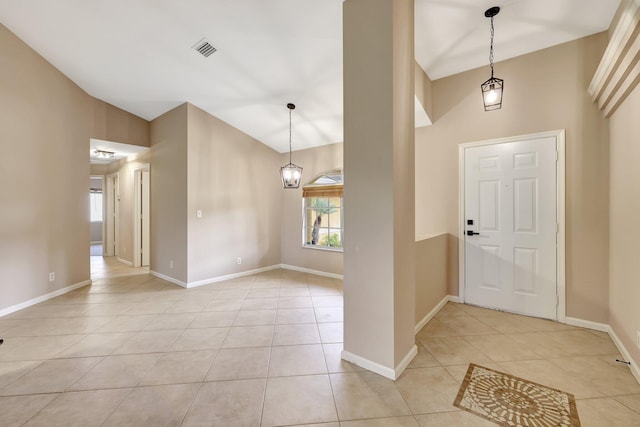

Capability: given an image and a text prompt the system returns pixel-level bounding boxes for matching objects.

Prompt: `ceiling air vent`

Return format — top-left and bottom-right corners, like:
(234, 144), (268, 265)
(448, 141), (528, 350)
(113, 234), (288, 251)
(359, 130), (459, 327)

(193, 38), (217, 57)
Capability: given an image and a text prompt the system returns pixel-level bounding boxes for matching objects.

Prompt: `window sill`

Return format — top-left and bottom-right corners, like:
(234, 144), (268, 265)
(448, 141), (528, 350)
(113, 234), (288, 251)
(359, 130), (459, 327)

(301, 245), (344, 253)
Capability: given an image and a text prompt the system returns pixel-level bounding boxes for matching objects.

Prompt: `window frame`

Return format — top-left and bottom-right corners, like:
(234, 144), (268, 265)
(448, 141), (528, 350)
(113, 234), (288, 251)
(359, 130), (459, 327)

(301, 170), (344, 252)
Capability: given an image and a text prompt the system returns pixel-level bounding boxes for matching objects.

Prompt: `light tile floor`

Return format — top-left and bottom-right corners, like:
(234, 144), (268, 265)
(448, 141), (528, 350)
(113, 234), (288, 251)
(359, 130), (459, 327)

(0, 261), (639, 426)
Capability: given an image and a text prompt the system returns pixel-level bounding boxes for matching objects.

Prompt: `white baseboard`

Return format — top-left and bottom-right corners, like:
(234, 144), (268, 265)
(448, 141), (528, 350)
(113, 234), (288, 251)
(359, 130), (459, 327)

(608, 326), (640, 385)
(565, 317), (609, 332)
(448, 295), (461, 303)
(395, 344), (418, 378)
(415, 295), (449, 334)
(342, 344), (417, 380)
(279, 264), (343, 280)
(152, 264), (341, 290)
(149, 270), (188, 288)
(117, 257), (133, 267)
(186, 265), (281, 289)
(0, 280), (91, 318)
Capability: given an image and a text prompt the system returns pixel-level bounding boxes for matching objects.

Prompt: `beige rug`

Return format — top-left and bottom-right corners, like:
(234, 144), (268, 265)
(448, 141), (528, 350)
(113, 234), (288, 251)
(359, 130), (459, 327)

(454, 364), (581, 427)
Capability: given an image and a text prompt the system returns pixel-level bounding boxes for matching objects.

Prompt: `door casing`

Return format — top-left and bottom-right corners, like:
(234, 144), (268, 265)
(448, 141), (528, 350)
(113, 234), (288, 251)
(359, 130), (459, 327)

(458, 129), (566, 322)
(105, 173), (119, 257)
(133, 164), (150, 268)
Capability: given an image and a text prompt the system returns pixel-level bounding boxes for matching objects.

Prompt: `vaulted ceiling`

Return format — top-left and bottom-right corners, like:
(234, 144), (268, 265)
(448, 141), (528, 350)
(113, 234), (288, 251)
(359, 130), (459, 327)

(0, 0), (620, 152)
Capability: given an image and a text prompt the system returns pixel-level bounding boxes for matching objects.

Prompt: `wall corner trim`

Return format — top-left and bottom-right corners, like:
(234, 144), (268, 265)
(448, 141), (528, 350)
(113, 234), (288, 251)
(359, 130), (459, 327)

(589, 0), (640, 117)
(609, 326), (640, 385)
(0, 280), (91, 318)
(341, 345), (417, 380)
(149, 271), (188, 288)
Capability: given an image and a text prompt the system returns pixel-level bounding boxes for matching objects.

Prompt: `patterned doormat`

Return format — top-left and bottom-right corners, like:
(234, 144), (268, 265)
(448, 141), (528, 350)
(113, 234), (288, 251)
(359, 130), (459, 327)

(453, 364), (581, 427)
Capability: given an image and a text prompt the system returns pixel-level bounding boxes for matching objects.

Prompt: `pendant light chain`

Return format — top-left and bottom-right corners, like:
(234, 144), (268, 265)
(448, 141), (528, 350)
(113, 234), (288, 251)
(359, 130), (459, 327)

(289, 106), (292, 164)
(489, 15), (495, 79)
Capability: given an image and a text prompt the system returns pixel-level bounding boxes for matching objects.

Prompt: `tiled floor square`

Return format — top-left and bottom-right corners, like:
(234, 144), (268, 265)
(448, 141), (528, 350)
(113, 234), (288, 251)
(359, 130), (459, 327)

(262, 375), (338, 426)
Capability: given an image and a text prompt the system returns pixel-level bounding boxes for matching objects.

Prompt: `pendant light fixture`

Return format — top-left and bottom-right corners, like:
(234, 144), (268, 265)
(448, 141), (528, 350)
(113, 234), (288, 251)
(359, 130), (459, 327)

(280, 103), (303, 189)
(481, 6), (504, 111)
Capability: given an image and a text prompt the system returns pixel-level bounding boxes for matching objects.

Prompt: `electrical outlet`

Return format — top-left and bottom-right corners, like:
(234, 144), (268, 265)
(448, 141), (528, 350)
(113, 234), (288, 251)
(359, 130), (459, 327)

(49, 272), (55, 282)
(170, 260), (174, 269)
(196, 210), (203, 219)
(237, 257), (242, 265)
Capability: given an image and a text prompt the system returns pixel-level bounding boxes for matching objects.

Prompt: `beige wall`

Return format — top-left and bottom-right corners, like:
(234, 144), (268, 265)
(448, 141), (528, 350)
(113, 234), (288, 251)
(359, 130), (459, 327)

(93, 99), (150, 147)
(186, 104), (282, 283)
(280, 143), (344, 275)
(415, 33), (611, 323)
(150, 104), (189, 282)
(0, 23), (148, 313)
(415, 234), (448, 324)
(608, 82), (640, 366)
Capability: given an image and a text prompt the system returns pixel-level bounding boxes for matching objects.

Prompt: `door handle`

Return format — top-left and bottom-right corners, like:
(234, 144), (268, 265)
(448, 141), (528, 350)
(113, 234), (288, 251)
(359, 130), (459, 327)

(466, 230), (480, 236)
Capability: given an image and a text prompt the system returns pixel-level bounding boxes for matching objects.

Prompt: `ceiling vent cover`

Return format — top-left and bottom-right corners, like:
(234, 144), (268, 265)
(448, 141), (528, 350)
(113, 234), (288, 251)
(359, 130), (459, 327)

(193, 38), (217, 57)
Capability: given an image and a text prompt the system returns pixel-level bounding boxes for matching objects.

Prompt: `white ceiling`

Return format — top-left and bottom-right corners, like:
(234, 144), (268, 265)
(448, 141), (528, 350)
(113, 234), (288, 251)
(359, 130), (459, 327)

(0, 0), (620, 153)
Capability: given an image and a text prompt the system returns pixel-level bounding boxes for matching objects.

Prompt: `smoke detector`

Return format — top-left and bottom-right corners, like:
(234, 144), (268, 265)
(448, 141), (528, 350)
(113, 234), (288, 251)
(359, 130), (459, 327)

(193, 38), (217, 57)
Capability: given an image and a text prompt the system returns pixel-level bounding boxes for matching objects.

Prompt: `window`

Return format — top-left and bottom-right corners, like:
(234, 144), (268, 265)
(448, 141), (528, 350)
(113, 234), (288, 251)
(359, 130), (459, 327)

(90, 190), (103, 222)
(303, 170), (343, 250)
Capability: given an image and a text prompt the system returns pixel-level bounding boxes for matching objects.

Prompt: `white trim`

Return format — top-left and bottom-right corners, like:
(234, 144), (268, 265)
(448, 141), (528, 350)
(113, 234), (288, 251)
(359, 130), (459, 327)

(458, 144), (466, 304)
(589, 0), (640, 117)
(395, 345), (418, 378)
(150, 270), (188, 288)
(565, 317), (609, 332)
(300, 245), (344, 254)
(90, 241), (102, 245)
(105, 173), (119, 258)
(0, 280), (91, 318)
(415, 232), (447, 242)
(341, 345), (417, 380)
(556, 131), (567, 322)
(448, 295), (461, 303)
(279, 264), (343, 280)
(117, 257), (133, 267)
(151, 264), (341, 290)
(609, 326), (640, 385)
(415, 295), (449, 334)
(186, 265), (282, 288)
(133, 164), (150, 268)
(458, 130), (566, 322)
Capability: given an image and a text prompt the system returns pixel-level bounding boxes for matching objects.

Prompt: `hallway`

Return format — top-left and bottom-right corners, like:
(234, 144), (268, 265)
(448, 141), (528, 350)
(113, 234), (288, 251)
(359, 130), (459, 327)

(0, 269), (638, 426)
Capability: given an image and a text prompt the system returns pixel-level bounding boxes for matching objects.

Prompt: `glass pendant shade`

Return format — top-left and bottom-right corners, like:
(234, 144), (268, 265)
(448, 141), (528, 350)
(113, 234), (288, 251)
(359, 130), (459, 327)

(481, 6), (503, 111)
(481, 76), (504, 111)
(280, 163), (303, 188)
(280, 103), (303, 189)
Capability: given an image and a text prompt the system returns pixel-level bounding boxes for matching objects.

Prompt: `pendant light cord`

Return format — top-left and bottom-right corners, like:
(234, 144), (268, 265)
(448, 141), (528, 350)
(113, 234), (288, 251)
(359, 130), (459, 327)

(489, 15), (495, 79)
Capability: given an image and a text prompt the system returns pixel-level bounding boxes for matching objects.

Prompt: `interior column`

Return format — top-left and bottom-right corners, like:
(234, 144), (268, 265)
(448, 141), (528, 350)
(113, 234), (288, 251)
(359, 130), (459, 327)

(342, 0), (416, 379)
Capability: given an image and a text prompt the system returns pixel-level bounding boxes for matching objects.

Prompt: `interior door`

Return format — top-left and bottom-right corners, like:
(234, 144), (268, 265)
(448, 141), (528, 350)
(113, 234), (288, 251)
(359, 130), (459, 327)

(464, 136), (557, 319)
(141, 169), (150, 267)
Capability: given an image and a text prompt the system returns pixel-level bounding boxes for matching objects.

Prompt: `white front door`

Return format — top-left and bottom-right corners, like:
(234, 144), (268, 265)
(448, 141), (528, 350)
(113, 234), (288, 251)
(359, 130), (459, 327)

(464, 136), (557, 319)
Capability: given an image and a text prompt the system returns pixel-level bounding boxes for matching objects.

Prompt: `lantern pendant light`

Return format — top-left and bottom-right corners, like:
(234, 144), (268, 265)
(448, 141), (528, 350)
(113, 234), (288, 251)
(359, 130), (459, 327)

(481, 6), (504, 111)
(280, 103), (303, 189)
